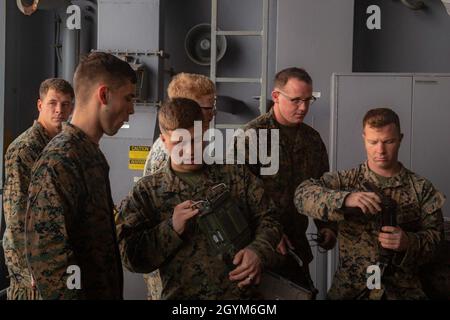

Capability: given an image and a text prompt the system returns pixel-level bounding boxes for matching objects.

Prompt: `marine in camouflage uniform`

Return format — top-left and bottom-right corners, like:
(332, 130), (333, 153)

(237, 107), (337, 288)
(25, 123), (123, 299)
(294, 161), (445, 299)
(2, 121), (49, 300)
(117, 161), (282, 299)
(141, 71), (215, 299)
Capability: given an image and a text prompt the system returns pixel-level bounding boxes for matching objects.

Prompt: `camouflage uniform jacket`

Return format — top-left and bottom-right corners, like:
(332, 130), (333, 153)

(242, 108), (336, 265)
(294, 162), (445, 299)
(419, 221), (450, 299)
(25, 123), (123, 300)
(117, 161), (282, 299)
(2, 121), (50, 299)
(142, 136), (168, 299)
(143, 137), (168, 176)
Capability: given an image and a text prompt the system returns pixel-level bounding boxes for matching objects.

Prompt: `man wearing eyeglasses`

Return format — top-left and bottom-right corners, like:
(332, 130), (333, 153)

(237, 67), (337, 295)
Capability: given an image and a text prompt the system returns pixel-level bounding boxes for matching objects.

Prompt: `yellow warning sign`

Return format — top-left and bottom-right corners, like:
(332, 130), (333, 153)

(128, 145), (150, 170)
(129, 146), (150, 160)
(129, 159), (146, 170)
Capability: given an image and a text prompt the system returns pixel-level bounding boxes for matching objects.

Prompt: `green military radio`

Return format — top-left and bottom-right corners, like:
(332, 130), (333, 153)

(192, 183), (314, 300)
(192, 183), (252, 264)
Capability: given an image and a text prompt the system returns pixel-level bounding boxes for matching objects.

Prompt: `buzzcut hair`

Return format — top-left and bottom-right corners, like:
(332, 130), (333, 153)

(363, 107), (401, 134)
(167, 73), (215, 100)
(274, 67), (313, 88)
(158, 98), (204, 133)
(39, 78), (74, 100)
(73, 52), (137, 104)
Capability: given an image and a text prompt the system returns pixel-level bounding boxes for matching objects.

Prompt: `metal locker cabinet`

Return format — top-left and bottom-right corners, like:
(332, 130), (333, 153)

(411, 75), (450, 218)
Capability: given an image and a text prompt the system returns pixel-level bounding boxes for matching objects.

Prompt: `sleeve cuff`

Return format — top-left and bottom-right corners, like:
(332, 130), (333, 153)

(327, 191), (351, 221)
(246, 240), (276, 269)
(392, 232), (418, 269)
(159, 218), (184, 255)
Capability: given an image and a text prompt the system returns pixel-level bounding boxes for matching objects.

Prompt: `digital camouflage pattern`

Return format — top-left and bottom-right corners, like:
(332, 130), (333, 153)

(142, 136), (168, 299)
(419, 219), (450, 299)
(294, 162), (445, 300)
(239, 109), (337, 278)
(143, 137), (168, 177)
(25, 123), (123, 300)
(117, 161), (282, 299)
(142, 268), (162, 300)
(2, 121), (50, 300)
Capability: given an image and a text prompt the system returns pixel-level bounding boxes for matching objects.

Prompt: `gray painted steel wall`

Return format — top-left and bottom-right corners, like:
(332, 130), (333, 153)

(353, 0), (450, 73)
(98, 0), (165, 102)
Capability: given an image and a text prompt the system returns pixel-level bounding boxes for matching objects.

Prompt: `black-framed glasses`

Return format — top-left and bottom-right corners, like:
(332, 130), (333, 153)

(276, 90), (317, 106)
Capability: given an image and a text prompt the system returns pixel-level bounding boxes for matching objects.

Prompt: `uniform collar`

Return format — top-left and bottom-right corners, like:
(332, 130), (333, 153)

(64, 122), (100, 148)
(361, 161), (409, 189)
(267, 107), (305, 129)
(265, 108), (306, 151)
(62, 122), (108, 168)
(33, 120), (51, 142)
(160, 159), (219, 197)
(161, 159), (199, 194)
(266, 108), (280, 130)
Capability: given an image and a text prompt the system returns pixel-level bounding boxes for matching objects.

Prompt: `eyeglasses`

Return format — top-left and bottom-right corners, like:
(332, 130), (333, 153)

(276, 90), (317, 106)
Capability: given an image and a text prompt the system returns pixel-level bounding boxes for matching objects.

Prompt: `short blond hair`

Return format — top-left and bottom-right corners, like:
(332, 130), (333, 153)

(167, 73), (215, 100)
